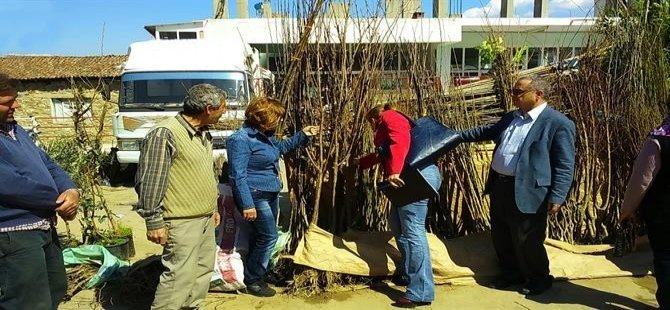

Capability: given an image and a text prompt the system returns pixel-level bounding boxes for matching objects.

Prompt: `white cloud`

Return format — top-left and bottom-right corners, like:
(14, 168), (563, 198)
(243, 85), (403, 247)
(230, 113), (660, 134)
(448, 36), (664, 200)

(462, 0), (593, 18)
(553, 0), (592, 10)
(462, 0), (501, 18)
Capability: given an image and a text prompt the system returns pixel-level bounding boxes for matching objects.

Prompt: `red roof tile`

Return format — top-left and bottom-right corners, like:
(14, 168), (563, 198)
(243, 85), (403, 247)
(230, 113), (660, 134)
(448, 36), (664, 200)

(0, 55), (127, 80)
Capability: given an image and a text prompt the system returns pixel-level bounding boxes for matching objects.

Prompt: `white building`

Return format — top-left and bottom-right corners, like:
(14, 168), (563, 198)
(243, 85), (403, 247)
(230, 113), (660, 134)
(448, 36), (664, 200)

(143, 0), (597, 89)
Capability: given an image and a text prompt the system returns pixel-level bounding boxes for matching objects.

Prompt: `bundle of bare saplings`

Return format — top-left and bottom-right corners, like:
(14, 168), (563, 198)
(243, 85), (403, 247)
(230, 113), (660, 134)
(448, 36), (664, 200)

(268, 0), (669, 292)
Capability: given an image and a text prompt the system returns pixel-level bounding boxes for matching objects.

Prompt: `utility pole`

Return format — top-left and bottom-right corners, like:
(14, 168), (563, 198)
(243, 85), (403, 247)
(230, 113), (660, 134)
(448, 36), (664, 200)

(214, 0), (228, 19)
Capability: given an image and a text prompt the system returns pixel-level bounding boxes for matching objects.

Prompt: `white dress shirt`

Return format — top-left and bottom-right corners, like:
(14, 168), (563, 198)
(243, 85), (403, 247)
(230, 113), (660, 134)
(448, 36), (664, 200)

(491, 103), (547, 176)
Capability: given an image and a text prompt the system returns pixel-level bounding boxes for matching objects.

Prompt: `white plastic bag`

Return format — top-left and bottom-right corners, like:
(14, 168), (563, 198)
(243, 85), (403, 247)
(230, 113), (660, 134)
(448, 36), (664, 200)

(210, 184), (248, 291)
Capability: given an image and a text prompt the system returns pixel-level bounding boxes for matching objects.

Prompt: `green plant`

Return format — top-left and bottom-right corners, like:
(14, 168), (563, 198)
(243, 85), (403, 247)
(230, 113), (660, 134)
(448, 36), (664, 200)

(44, 77), (130, 246)
(477, 37), (506, 65)
(90, 225), (133, 246)
(477, 37), (527, 65)
(43, 139), (80, 175)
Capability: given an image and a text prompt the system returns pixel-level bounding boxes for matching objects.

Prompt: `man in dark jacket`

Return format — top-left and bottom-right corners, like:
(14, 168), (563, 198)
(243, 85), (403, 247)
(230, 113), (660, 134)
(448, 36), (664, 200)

(0, 73), (80, 310)
(460, 75), (576, 296)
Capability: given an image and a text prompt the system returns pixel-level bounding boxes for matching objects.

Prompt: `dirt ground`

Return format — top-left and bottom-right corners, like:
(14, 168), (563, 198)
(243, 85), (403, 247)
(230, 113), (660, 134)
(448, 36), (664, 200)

(58, 186), (660, 309)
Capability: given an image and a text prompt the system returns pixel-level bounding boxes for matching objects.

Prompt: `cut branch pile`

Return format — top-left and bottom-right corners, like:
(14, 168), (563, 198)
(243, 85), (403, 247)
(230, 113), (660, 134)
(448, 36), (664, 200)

(271, 0), (669, 291)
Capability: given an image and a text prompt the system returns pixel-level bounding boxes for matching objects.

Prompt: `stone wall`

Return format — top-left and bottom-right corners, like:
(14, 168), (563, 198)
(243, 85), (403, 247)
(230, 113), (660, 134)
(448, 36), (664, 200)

(13, 79), (120, 146)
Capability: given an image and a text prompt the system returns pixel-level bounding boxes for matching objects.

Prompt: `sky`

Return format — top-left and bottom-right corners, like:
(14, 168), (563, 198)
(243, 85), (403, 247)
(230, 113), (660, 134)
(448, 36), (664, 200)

(0, 0), (594, 56)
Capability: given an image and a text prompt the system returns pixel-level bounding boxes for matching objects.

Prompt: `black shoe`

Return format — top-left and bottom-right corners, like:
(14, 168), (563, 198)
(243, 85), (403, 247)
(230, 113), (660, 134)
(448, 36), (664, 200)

(391, 274), (410, 287)
(488, 276), (525, 289)
(391, 297), (431, 308)
(244, 281), (276, 297)
(519, 279), (553, 296)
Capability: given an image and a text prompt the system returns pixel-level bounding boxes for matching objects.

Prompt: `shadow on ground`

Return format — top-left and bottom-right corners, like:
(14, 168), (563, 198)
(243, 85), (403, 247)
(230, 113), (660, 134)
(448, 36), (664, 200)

(368, 279), (405, 302)
(527, 279), (653, 309)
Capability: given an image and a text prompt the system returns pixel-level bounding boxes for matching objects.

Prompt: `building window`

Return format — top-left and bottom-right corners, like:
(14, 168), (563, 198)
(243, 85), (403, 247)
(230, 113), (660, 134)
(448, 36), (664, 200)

(510, 47), (527, 70)
(159, 31), (178, 40)
(528, 48), (542, 68)
(463, 48), (479, 74)
(51, 98), (92, 123)
(559, 47), (574, 60)
(268, 55), (282, 72)
(544, 47), (558, 65)
(383, 49), (399, 71)
(179, 31), (197, 40)
(450, 48), (463, 68)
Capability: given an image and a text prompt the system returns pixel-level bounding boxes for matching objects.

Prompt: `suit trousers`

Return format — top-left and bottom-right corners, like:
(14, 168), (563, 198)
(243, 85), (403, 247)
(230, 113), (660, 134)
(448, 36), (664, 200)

(489, 175), (551, 284)
(647, 223), (670, 309)
(152, 214), (216, 310)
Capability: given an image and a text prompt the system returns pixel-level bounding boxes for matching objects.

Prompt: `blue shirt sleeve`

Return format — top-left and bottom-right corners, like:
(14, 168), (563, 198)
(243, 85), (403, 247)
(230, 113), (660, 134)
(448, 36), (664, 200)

(271, 131), (308, 155)
(227, 134), (256, 210)
(38, 148), (77, 194)
(0, 155), (60, 210)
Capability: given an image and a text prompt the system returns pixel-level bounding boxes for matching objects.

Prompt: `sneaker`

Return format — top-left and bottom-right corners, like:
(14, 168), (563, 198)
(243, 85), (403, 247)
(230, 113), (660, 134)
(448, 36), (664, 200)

(244, 281), (276, 297)
(391, 297), (431, 308)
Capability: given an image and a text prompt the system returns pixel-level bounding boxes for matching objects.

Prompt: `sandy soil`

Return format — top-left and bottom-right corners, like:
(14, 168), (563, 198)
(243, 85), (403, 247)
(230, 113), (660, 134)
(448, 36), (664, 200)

(57, 186), (660, 309)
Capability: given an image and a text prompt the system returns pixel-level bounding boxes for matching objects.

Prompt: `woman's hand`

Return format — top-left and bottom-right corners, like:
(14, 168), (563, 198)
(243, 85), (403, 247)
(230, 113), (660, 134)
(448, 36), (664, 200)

(213, 211), (221, 226)
(386, 174), (405, 188)
(243, 208), (257, 221)
(302, 126), (321, 136)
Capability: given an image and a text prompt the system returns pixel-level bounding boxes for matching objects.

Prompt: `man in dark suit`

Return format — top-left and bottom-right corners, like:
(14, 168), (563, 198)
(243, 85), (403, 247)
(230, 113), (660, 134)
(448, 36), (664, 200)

(460, 75), (576, 295)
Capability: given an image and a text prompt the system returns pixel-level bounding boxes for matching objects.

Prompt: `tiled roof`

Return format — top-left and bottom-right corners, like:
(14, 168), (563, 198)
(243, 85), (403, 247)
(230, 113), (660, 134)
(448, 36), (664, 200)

(0, 55), (127, 80)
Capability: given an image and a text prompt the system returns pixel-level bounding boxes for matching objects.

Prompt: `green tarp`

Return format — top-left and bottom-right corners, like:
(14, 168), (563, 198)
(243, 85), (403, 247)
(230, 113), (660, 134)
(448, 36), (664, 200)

(63, 245), (130, 288)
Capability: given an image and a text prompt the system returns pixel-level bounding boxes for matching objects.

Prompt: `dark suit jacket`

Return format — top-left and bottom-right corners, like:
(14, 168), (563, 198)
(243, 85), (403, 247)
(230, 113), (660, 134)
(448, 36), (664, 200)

(460, 106), (576, 214)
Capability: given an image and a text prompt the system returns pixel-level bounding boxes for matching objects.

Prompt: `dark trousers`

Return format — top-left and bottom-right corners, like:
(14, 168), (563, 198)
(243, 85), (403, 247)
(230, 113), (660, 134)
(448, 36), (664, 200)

(489, 176), (551, 284)
(647, 224), (670, 309)
(0, 228), (66, 310)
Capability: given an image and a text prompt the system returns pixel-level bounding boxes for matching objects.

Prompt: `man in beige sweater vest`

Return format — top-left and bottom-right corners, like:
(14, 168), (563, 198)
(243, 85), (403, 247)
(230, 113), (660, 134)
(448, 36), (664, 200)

(135, 84), (227, 310)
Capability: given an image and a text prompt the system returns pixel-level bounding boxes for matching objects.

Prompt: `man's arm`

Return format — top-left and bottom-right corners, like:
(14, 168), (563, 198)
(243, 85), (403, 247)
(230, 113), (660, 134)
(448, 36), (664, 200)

(38, 149), (80, 220)
(459, 113), (513, 143)
(135, 128), (176, 231)
(38, 149), (77, 193)
(620, 138), (661, 222)
(0, 156), (60, 209)
(548, 120), (577, 205)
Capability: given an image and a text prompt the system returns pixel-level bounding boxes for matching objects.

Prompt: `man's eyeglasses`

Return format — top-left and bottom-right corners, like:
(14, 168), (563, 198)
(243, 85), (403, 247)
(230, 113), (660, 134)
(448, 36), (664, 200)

(511, 88), (534, 97)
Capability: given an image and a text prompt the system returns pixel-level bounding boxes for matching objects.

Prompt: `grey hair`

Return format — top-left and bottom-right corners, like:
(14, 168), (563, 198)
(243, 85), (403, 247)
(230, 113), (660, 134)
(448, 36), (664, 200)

(519, 74), (552, 96)
(182, 83), (228, 116)
(0, 72), (18, 92)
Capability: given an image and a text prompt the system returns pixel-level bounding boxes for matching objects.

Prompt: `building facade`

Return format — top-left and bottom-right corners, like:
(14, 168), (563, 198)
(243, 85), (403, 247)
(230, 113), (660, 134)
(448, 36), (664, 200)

(0, 55), (126, 144)
(144, 14), (593, 90)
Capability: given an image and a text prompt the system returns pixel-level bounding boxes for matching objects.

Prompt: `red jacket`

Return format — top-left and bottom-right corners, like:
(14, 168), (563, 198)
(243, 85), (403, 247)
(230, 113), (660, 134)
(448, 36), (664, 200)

(359, 110), (412, 175)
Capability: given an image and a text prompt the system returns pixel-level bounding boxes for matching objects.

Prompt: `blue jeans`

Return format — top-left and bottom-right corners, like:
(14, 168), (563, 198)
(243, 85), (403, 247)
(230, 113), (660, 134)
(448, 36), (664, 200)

(389, 164), (442, 302)
(0, 228), (66, 310)
(244, 190), (280, 284)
